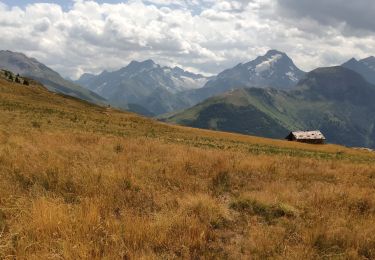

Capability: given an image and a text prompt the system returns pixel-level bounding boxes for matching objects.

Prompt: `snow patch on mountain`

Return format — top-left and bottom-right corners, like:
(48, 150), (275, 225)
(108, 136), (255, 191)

(163, 68), (172, 73)
(254, 54), (283, 74)
(286, 71), (298, 82)
(202, 50), (305, 93)
(170, 75), (209, 92)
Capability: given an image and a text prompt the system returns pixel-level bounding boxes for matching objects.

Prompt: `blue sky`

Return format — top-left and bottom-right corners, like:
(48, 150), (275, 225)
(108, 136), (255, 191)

(0, 0), (374, 78)
(2, 0), (71, 9)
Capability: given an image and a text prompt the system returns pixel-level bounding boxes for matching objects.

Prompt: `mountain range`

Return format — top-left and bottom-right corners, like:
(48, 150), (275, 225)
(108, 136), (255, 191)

(0, 50), (106, 104)
(75, 50), (305, 115)
(164, 67), (375, 148)
(173, 50), (305, 108)
(211, 50), (305, 89)
(75, 60), (210, 115)
(2, 48), (375, 148)
(342, 56), (375, 85)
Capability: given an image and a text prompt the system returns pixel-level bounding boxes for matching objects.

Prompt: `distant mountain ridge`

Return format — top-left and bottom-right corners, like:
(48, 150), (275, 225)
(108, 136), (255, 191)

(175, 50), (305, 107)
(165, 66), (375, 148)
(76, 59), (210, 115)
(205, 50), (305, 89)
(4, 48), (375, 129)
(0, 50), (106, 104)
(76, 50), (306, 115)
(342, 56), (375, 85)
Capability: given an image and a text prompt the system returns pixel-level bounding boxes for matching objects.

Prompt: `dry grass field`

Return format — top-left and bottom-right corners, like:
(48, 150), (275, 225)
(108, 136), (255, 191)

(0, 77), (375, 259)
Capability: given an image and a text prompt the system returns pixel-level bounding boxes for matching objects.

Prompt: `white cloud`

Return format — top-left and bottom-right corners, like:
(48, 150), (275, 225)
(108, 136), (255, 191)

(0, 0), (374, 79)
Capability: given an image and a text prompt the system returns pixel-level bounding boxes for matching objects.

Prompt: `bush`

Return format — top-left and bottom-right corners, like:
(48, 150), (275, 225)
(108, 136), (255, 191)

(114, 144), (124, 153)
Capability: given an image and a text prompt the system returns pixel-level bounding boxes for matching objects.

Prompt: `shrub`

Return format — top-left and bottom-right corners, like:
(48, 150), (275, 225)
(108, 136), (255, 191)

(114, 144), (124, 153)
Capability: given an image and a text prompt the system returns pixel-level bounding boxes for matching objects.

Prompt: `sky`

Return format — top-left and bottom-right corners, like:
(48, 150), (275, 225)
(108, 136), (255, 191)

(0, 0), (375, 79)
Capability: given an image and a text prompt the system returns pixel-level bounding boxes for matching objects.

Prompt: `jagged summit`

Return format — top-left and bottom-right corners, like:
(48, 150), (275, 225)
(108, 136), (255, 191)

(342, 55), (375, 85)
(76, 59), (210, 115)
(124, 59), (159, 72)
(173, 50), (306, 108)
(212, 49), (304, 89)
(128, 59), (157, 66)
(196, 50), (305, 100)
(264, 49), (287, 56)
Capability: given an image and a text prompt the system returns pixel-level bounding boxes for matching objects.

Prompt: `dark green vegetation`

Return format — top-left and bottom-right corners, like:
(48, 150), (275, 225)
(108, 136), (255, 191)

(165, 66), (375, 148)
(0, 69), (30, 86)
(0, 50), (106, 104)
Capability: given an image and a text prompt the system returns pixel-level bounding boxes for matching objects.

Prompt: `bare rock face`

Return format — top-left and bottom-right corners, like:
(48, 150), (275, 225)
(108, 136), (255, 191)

(75, 59), (210, 115)
(177, 50), (306, 106)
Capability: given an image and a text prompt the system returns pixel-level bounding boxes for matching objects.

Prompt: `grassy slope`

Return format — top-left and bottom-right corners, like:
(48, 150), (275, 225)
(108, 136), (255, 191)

(164, 88), (308, 139)
(166, 85), (375, 148)
(1, 78), (375, 259)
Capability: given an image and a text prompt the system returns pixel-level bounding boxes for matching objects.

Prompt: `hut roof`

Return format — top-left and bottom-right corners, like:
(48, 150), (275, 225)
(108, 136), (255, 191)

(290, 130), (325, 140)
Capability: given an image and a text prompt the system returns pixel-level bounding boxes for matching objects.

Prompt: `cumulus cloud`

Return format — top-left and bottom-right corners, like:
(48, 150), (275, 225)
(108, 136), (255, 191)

(0, 0), (374, 79)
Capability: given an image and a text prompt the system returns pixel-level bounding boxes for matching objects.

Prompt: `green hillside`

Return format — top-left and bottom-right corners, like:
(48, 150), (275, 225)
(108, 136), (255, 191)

(165, 67), (375, 148)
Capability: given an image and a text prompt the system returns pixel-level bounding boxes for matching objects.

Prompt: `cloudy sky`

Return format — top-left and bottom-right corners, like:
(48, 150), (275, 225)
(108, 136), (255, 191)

(1, 0), (374, 79)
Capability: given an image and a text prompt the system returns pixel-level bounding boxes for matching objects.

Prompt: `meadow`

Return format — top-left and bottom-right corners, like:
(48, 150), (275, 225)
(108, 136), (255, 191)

(0, 77), (375, 259)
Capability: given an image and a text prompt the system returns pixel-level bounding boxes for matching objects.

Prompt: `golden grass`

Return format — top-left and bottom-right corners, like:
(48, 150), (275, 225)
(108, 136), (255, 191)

(0, 78), (375, 259)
